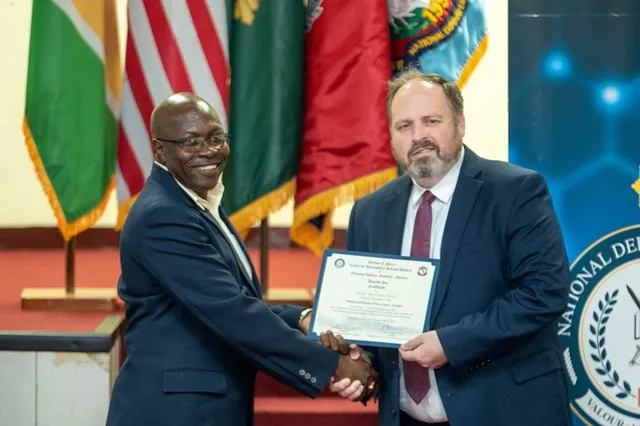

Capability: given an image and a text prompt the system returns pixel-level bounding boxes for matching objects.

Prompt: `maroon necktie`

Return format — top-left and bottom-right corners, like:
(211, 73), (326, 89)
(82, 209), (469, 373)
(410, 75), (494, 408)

(403, 190), (436, 404)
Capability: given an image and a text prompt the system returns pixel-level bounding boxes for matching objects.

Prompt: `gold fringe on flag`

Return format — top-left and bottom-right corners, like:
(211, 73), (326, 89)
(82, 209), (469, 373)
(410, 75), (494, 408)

(23, 119), (115, 241)
(290, 167), (398, 256)
(457, 35), (488, 89)
(229, 179), (296, 240)
(115, 177), (295, 237)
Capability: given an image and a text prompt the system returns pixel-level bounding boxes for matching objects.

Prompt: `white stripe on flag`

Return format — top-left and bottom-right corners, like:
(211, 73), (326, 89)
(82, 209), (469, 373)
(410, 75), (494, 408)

(206, 0), (229, 63)
(115, 163), (131, 204)
(160, 0), (228, 129)
(106, 87), (120, 118)
(128, 0), (174, 104)
(121, 77), (154, 178)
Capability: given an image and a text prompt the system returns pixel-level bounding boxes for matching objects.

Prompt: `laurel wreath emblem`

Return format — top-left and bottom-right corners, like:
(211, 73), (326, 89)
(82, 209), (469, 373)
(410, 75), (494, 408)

(589, 289), (632, 399)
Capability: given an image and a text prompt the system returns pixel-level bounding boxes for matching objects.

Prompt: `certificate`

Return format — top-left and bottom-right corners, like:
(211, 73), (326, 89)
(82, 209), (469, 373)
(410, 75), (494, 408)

(308, 249), (439, 348)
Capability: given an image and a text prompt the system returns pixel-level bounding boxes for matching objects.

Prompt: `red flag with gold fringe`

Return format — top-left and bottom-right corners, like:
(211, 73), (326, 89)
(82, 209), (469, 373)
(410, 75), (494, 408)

(290, 0), (397, 255)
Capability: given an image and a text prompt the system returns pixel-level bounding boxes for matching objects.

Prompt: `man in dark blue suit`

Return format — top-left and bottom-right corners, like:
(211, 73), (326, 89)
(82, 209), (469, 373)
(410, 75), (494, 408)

(325, 70), (571, 426)
(106, 93), (374, 426)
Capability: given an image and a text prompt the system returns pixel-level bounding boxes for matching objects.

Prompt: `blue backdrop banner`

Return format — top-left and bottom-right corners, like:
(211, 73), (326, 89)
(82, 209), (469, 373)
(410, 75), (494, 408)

(509, 1), (640, 425)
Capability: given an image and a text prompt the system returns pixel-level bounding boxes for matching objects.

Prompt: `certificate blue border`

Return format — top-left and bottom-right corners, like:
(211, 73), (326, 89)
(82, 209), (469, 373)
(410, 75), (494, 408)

(307, 249), (440, 349)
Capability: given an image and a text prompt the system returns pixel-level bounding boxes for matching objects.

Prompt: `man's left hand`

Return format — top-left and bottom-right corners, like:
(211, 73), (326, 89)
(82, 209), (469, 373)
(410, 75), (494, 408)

(399, 331), (448, 369)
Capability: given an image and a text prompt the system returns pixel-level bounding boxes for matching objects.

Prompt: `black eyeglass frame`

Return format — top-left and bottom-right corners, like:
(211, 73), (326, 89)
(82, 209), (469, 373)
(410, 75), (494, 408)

(155, 134), (229, 152)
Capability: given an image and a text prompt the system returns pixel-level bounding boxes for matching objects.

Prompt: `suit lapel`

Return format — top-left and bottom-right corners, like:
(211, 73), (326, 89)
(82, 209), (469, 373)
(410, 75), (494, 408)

(219, 209), (263, 298)
(199, 209), (261, 298)
(149, 164), (261, 297)
(382, 175), (412, 255)
(430, 149), (483, 325)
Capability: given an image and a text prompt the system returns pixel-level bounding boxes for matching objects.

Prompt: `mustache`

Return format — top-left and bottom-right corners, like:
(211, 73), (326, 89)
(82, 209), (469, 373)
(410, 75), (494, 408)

(408, 139), (440, 157)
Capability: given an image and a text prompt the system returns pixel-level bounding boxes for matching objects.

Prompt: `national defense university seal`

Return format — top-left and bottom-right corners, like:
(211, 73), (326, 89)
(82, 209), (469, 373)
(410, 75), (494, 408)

(559, 225), (640, 425)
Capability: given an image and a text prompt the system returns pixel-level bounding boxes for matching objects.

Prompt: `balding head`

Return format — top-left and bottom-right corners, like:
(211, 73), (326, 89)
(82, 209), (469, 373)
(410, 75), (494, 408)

(150, 92), (222, 139)
(151, 92), (229, 198)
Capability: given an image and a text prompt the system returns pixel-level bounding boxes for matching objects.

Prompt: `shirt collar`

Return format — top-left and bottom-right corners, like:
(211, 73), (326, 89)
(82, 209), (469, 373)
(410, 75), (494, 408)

(409, 146), (465, 207)
(154, 161), (225, 212)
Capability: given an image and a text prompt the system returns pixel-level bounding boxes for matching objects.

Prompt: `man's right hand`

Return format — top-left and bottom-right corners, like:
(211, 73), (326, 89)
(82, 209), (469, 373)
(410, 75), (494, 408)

(334, 352), (372, 385)
(329, 344), (374, 401)
(320, 331), (377, 401)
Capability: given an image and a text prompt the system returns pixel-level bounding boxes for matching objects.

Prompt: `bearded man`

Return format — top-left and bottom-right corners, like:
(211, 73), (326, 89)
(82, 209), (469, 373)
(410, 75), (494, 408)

(324, 70), (572, 426)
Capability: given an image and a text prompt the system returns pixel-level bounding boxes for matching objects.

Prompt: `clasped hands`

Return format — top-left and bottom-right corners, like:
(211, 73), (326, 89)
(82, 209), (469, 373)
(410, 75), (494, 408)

(318, 330), (448, 401)
(318, 331), (377, 402)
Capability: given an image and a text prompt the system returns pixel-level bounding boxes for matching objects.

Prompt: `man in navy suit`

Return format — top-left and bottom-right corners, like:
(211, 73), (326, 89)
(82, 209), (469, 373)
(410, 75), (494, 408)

(325, 70), (571, 426)
(106, 93), (374, 426)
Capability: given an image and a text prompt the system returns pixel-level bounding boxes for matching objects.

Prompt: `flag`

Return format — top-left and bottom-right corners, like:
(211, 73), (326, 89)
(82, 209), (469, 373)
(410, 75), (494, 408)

(115, 0), (229, 229)
(23, 0), (122, 240)
(389, 0), (488, 85)
(290, 0), (397, 256)
(221, 0), (306, 236)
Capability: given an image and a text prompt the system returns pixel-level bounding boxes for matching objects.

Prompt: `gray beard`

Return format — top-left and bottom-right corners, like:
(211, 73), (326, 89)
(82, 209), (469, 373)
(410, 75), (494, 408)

(408, 162), (434, 179)
(405, 146), (461, 187)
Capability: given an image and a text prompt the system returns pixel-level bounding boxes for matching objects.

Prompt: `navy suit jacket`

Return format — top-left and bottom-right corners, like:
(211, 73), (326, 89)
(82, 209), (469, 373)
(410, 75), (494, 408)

(348, 148), (571, 426)
(106, 165), (339, 426)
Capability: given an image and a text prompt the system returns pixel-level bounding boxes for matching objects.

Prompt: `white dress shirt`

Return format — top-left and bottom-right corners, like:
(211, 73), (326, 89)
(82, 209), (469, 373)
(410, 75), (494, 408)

(398, 147), (465, 423)
(154, 161), (253, 279)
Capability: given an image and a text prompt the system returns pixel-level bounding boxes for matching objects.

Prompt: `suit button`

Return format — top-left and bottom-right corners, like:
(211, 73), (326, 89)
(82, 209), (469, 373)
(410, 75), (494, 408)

(311, 377), (317, 384)
(305, 373), (311, 379)
(299, 369), (306, 376)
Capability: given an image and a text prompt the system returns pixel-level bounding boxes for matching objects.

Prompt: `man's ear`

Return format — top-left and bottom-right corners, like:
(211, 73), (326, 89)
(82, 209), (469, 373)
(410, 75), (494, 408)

(455, 113), (466, 139)
(152, 139), (166, 163)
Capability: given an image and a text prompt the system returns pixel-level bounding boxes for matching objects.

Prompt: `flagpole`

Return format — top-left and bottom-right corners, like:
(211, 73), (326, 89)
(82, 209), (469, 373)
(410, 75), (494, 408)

(65, 236), (76, 295)
(259, 219), (269, 295)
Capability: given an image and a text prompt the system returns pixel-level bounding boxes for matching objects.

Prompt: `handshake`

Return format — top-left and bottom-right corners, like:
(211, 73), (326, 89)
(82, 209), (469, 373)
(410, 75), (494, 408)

(319, 330), (379, 403)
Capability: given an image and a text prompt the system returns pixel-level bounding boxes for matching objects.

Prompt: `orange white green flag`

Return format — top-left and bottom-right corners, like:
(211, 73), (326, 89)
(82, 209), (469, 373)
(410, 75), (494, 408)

(23, 0), (122, 240)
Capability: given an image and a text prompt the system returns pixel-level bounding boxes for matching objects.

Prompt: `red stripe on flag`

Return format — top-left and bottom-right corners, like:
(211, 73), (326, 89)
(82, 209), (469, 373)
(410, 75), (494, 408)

(143, 0), (195, 93)
(124, 31), (154, 139)
(117, 126), (146, 195)
(186, 0), (229, 113)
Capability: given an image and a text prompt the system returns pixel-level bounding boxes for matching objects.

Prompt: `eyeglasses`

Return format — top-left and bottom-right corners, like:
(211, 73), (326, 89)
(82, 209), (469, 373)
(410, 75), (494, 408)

(155, 134), (229, 153)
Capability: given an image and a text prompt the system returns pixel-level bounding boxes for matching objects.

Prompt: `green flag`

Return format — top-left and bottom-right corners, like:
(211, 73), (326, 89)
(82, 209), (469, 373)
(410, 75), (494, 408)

(23, 0), (121, 241)
(222, 0), (305, 235)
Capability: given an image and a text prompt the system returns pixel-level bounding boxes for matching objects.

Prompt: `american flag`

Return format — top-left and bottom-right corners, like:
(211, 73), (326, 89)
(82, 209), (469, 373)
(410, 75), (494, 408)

(115, 0), (229, 228)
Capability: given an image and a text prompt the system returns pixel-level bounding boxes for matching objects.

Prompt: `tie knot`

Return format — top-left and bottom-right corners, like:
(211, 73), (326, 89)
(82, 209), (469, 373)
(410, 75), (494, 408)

(421, 191), (436, 205)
